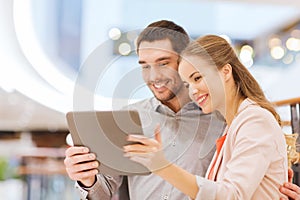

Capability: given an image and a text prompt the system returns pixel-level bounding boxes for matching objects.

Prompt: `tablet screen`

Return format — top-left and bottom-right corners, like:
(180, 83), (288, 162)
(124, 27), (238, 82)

(66, 110), (151, 176)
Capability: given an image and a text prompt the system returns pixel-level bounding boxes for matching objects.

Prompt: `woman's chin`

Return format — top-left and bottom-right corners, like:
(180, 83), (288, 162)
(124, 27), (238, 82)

(200, 105), (213, 114)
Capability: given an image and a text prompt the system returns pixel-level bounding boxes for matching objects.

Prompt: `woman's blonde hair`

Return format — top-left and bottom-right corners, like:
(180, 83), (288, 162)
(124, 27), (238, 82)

(181, 35), (281, 125)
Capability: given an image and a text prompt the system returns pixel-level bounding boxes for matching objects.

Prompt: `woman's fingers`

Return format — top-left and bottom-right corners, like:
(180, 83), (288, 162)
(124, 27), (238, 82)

(123, 143), (159, 153)
(127, 135), (160, 146)
(124, 125), (169, 172)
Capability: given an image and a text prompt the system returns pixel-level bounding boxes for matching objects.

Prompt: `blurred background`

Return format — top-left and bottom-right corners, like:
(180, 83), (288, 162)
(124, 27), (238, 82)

(1, 0), (300, 199)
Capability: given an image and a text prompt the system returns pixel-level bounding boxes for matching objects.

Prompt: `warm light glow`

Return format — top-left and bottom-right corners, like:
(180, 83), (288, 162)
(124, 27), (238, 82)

(286, 37), (300, 51)
(291, 29), (300, 38)
(268, 37), (282, 48)
(108, 28), (121, 40)
(239, 45), (254, 68)
(270, 46), (285, 60)
(282, 54), (294, 65)
(241, 45), (254, 55)
(118, 43), (131, 55)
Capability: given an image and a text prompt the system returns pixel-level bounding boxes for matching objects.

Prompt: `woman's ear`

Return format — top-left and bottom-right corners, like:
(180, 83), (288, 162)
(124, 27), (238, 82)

(221, 64), (232, 82)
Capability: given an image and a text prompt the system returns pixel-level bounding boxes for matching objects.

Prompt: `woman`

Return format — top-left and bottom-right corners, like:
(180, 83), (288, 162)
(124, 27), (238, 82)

(124, 35), (288, 199)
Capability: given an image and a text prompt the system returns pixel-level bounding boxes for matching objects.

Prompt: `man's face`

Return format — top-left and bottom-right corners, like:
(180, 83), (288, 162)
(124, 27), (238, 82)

(138, 39), (185, 103)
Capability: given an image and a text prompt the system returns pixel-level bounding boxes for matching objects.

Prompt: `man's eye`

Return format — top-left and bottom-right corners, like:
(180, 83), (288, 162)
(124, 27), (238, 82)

(183, 81), (189, 88)
(142, 65), (150, 69)
(158, 62), (168, 67)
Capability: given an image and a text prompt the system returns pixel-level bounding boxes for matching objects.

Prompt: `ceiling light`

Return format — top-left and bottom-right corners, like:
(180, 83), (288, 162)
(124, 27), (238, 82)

(118, 43), (131, 56)
(270, 46), (285, 60)
(108, 28), (121, 40)
(286, 37), (300, 51)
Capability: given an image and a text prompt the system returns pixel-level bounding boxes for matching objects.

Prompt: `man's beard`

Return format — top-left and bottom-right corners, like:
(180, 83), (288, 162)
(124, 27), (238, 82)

(154, 89), (176, 102)
(152, 83), (183, 103)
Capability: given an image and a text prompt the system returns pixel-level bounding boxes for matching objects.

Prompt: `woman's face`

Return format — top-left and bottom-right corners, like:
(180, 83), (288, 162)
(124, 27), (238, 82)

(178, 55), (225, 114)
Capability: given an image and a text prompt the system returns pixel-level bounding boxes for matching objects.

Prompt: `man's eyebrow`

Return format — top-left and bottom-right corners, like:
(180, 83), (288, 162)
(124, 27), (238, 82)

(138, 56), (171, 65)
(155, 56), (171, 62)
(189, 71), (199, 79)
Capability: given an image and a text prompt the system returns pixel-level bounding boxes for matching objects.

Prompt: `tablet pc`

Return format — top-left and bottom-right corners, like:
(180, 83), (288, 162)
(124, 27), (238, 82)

(66, 110), (151, 176)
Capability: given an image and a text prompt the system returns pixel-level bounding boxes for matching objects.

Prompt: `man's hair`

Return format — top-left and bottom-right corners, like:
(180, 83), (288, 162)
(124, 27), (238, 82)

(136, 20), (190, 54)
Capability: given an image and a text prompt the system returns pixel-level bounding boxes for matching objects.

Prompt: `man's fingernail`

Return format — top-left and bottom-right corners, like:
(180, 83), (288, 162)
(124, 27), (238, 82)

(284, 182), (289, 187)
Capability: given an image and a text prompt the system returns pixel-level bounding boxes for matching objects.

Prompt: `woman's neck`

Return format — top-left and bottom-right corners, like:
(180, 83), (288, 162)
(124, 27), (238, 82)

(222, 83), (245, 126)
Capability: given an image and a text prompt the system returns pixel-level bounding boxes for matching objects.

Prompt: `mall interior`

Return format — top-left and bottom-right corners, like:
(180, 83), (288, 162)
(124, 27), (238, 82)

(1, 0), (300, 199)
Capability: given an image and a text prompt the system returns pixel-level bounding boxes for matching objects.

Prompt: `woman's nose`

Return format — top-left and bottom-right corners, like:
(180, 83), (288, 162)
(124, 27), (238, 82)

(192, 88), (198, 95)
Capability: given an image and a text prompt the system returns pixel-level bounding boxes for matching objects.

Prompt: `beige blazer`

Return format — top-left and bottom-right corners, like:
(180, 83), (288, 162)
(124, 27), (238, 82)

(194, 99), (288, 200)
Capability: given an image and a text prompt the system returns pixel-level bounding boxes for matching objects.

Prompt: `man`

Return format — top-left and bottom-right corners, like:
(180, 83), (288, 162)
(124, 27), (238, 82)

(280, 182), (300, 200)
(64, 20), (225, 199)
(280, 169), (300, 200)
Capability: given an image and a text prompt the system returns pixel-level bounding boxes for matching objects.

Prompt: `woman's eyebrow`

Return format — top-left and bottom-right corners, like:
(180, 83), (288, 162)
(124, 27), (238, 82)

(189, 71), (199, 79)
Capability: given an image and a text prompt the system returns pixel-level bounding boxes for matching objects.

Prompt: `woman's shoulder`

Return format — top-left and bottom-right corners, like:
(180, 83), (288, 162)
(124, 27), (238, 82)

(236, 98), (274, 122)
(230, 99), (281, 135)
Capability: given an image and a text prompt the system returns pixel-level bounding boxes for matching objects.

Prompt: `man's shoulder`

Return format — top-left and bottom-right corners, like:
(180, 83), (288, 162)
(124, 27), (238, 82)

(125, 97), (157, 110)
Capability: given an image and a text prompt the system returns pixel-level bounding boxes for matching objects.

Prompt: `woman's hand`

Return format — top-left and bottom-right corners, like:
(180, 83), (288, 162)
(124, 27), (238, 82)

(123, 125), (170, 172)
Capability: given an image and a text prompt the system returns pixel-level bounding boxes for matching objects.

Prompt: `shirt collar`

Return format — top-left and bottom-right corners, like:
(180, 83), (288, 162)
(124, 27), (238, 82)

(151, 97), (200, 115)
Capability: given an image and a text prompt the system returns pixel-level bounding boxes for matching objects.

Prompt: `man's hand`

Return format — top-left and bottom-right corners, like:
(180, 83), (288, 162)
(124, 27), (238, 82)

(279, 168), (300, 200)
(288, 168), (294, 183)
(280, 182), (300, 200)
(64, 146), (99, 187)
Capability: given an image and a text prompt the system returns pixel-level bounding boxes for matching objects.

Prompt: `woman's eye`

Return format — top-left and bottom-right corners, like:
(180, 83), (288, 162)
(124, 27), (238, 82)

(194, 76), (202, 82)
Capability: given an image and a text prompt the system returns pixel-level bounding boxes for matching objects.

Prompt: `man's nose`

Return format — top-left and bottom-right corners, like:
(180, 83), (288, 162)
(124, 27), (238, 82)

(149, 66), (164, 82)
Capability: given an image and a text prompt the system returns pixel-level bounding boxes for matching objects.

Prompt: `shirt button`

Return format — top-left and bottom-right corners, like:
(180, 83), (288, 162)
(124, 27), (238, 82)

(172, 141), (176, 146)
(163, 195), (168, 199)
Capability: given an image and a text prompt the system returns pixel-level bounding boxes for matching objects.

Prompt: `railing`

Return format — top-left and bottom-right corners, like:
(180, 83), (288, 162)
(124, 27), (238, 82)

(273, 97), (300, 134)
(273, 97), (300, 185)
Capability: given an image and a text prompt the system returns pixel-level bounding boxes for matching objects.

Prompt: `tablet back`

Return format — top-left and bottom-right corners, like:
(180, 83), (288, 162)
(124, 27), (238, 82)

(66, 110), (150, 176)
